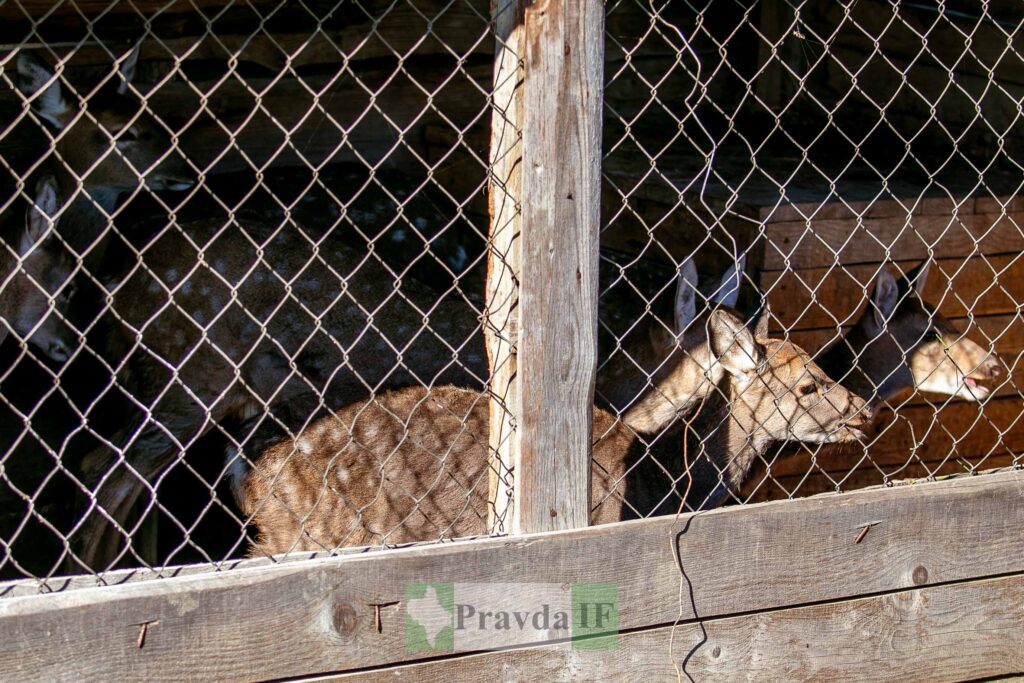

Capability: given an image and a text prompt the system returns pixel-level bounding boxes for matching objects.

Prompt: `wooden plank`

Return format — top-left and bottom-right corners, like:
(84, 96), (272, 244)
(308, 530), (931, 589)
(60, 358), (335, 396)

(762, 207), (1024, 270)
(0, 0), (249, 21)
(514, 0), (604, 533)
(741, 396), (1024, 484)
(0, 471), (1023, 680)
(312, 574), (1024, 683)
(763, 254), (1024, 331)
(745, 453), (1021, 504)
(6, 3), (494, 70)
(783, 313), (1023, 365)
(816, 0), (1024, 86)
(484, 0), (524, 533)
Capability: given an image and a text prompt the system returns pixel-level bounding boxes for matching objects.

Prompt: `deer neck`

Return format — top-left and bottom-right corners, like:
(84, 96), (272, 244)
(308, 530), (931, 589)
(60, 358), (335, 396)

(621, 345), (722, 435)
(681, 380), (771, 509)
(816, 325), (910, 409)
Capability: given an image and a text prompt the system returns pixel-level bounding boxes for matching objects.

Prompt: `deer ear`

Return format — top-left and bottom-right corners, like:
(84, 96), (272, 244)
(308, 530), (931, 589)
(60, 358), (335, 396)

(116, 43), (140, 95)
(753, 304), (770, 339)
(673, 257), (699, 333)
(22, 176), (60, 255)
(711, 254), (745, 308)
(871, 267), (899, 328)
(16, 52), (71, 129)
(709, 309), (761, 376)
(903, 259), (931, 298)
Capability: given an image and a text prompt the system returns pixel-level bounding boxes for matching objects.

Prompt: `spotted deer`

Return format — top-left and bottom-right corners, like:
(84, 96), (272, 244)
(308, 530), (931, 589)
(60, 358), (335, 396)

(0, 175), (77, 361)
(16, 46), (194, 259)
(815, 261), (1001, 408)
(238, 263), (869, 555)
(74, 217), (487, 570)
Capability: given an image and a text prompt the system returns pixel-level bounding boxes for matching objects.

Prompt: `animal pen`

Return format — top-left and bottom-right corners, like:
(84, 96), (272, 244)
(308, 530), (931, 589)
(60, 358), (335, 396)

(0, 0), (1021, 680)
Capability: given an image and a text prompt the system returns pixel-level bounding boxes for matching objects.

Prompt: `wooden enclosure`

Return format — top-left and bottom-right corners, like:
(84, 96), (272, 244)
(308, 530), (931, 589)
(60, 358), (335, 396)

(0, 0), (1021, 680)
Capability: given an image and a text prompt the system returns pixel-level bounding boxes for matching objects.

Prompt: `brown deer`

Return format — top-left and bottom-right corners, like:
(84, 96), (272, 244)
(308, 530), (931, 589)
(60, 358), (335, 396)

(73, 217), (487, 570)
(16, 46), (194, 258)
(238, 268), (869, 555)
(815, 261), (1001, 408)
(0, 175), (77, 362)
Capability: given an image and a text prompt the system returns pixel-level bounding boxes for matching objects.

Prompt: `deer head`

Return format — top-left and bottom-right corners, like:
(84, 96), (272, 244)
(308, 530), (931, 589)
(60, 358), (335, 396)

(739, 335), (872, 446)
(821, 261), (1001, 405)
(16, 46), (195, 206)
(0, 175), (77, 361)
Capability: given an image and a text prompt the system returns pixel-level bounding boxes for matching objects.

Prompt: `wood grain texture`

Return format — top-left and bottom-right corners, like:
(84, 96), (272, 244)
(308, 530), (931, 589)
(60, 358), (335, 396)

(515, 0), (604, 533)
(0, 471), (1023, 680)
(784, 313), (1022, 374)
(739, 395), (1024, 502)
(745, 453), (1020, 503)
(484, 0), (526, 533)
(313, 574), (1024, 683)
(762, 206), (1024, 270)
(764, 254), (1024, 331)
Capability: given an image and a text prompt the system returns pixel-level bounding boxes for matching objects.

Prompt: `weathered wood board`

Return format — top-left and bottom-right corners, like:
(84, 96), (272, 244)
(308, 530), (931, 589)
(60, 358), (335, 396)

(764, 253), (1024, 331)
(314, 574), (1024, 683)
(0, 470), (1021, 681)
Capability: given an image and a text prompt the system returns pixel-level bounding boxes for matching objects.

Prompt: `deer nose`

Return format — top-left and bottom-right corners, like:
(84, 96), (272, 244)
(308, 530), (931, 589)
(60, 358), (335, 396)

(46, 339), (70, 362)
(848, 397), (872, 423)
(981, 355), (1002, 379)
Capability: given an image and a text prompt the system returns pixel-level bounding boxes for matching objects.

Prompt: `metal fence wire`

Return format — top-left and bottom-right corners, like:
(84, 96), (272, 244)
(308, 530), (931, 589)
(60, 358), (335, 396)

(0, 0), (1019, 591)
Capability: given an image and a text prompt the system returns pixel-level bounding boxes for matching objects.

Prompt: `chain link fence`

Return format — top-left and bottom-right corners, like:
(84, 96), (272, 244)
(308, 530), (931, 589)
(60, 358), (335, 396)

(0, 0), (1019, 592)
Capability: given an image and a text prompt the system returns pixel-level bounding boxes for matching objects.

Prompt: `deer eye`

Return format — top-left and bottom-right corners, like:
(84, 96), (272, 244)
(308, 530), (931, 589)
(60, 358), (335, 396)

(116, 126), (139, 143)
(796, 383), (817, 397)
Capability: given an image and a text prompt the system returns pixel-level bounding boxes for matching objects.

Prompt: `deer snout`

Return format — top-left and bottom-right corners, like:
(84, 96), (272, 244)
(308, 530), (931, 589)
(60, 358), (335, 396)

(831, 395), (873, 442)
(974, 354), (1002, 380)
(45, 338), (70, 362)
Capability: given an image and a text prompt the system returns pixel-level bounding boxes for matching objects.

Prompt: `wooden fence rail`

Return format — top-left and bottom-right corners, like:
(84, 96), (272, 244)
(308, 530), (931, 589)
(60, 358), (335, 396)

(0, 470), (1021, 682)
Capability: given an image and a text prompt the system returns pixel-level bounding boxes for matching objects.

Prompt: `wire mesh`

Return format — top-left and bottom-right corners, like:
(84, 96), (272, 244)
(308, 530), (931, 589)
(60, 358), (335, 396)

(0, 0), (1019, 593)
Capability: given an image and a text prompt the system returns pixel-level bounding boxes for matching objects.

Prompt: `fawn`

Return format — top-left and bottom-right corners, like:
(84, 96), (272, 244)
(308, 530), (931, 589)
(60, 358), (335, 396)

(0, 175), (76, 362)
(815, 261), (1001, 408)
(73, 216), (487, 569)
(16, 46), (194, 259)
(238, 261), (869, 555)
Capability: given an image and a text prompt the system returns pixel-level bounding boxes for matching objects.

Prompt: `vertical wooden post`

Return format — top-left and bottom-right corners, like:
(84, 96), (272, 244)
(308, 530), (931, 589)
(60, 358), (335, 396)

(485, 0), (525, 534)
(486, 0), (604, 535)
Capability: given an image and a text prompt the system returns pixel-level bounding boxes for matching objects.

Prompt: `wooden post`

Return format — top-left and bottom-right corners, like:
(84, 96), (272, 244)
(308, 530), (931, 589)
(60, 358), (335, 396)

(485, 0), (525, 534)
(486, 0), (604, 534)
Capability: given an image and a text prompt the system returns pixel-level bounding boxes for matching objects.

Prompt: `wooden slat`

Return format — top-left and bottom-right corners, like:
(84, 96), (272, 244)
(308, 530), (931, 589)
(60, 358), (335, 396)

(783, 312), (1023, 367)
(741, 396), (1024, 485)
(0, 471), (1022, 680)
(0, 0), (249, 20)
(763, 254), (1024, 331)
(819, 0), (1024, 87)
(762, 207), (1024, 270)
(483, 0), (524, 533)
(514, 0), (604, 532)
(314, 574), (1024, 683)
(745, 454), (1020, 504)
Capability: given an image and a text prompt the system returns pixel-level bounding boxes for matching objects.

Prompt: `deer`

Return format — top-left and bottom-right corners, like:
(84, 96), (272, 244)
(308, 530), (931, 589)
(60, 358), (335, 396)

(814, 261), (1002, 408)
(0, 175), (77, 362)
(15, 46), (195, 261)
(237, 260), (870, 555)
(71, 216), (488, 570)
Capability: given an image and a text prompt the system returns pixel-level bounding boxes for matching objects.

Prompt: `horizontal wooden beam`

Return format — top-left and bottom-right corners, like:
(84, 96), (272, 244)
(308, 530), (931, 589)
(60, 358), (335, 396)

(745, 453), (1020, 503)
(0, 470), (1021, 680)
(762, 207), (1024, 270)
(315, 574), (1024, 682)
(764, 253), (1024, 332)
